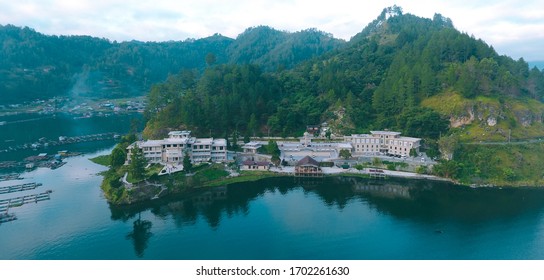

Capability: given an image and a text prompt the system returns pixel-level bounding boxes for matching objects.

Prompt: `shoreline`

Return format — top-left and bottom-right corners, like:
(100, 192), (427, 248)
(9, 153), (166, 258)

(100, 163), (462, 206)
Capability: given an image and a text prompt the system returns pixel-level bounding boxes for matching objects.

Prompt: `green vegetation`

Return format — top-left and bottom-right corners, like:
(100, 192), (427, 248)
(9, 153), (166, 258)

(205, 171), (280, 187)
(183, 152), (192, 173)
(110, 147), (126, 168)
(339, 149), (352, 159)
(89, 155), (111, 166)
(93, 7), (544, 188)
(100, 169), (128, 203)
(0, 24), (341, 105)
(142, 7), (544, 142)
(433, 143), (544, 186)
(129, 147), (147, 181)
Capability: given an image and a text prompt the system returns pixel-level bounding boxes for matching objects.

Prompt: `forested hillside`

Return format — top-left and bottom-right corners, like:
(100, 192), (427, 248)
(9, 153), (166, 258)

(0, 24), (343, 104)
(144, 6), (544, 143)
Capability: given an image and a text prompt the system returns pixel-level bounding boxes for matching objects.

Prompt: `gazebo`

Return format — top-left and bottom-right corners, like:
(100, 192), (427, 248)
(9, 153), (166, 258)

(295, 156), (323, 177)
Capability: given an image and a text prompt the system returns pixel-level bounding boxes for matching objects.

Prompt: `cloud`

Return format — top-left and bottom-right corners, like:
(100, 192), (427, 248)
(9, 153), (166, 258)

(0, 0), (543, 59)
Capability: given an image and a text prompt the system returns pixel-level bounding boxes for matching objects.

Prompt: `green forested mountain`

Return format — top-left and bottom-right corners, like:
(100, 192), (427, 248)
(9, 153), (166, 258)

(144, 7), (544, 142)
(141, 7), (544, 186)
(227, 26), (344, 71)
(0, 24), (343, 104)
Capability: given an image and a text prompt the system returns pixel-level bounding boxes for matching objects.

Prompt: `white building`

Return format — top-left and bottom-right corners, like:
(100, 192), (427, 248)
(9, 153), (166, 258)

(345, 131), (421, 157)
(241, 141), (262, 154)
(126, 131), (227, 164)
(279, 132), (353, 162)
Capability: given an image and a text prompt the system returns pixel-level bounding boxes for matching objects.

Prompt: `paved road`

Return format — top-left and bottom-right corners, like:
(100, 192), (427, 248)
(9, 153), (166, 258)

(464, 138), (544, 145)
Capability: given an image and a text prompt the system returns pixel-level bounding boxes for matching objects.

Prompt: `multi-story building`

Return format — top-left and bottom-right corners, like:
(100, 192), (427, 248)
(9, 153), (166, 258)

(345, 131), (421, 157)
(126, 131), (227, 164)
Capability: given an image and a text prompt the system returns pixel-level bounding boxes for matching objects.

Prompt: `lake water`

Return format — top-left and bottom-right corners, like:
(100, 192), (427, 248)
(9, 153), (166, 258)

(2, 114), (544, 260)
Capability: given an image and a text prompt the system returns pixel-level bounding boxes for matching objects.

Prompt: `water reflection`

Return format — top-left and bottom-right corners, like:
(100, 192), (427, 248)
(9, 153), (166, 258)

(126, 212), (153, 258)
(108, 176), (544, 258)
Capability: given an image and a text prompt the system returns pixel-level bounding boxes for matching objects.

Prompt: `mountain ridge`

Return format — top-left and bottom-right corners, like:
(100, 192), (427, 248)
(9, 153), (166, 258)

(0, 23), (344, 104)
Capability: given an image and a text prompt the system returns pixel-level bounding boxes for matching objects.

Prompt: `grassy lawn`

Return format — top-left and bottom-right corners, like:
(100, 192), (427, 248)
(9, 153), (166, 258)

(205, 171), (280, 187)
(89, 155), (110, 166)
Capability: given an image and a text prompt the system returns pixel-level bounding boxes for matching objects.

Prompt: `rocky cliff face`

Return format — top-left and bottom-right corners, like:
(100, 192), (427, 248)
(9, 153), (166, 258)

(423, 92), (544, 141)
(449, 101), (504, 128)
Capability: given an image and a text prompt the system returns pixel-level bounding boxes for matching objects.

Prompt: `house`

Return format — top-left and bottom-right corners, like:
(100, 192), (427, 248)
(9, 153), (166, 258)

(279, 132), (353, 162)
(345, 131), (421, 157)
(306, 125), (320, 135)
(241, 160), (270, 171)
(242, 142), (262, 154)
(295, 156), (323, 177)
(126, 131), (227, 165)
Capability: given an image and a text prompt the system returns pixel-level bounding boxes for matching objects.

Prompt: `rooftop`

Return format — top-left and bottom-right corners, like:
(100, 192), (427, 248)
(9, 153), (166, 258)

(243, 160), (270, 166)
(296, 156), (320, 167)
(213, 139), (227, 146)
(242, 141), (262, 148)
(371, 131), (401, 136)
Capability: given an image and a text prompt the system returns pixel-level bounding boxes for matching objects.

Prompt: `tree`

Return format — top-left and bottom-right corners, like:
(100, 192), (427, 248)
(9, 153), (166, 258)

(438, 134), (459, 160)
(205, 52), (216, 66)
(372, 157), (382, 166)
(110, 146), (127, 168)
(416, 165), (428, 174)
(247, 113), (257, 137)
(271, 154), (280, 166)
(266, 140), (280, 157)
(130, 118), (141, 134)
(409, 148), (418, 157)
(183, 151), (192, 173)
(339, 149), (351, 159)
(432, 159), (459, 178)
(231, 131), (239, 151)
(129, 146), (147, 181)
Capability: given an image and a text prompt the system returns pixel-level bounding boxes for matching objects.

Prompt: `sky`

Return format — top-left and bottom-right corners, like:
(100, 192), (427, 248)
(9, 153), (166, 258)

(1, 0), (543, 61)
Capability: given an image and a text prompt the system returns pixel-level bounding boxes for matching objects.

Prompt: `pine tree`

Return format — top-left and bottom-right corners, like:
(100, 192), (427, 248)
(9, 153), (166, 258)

(183, 151), (192, 173)
(129, 147), (147, 181)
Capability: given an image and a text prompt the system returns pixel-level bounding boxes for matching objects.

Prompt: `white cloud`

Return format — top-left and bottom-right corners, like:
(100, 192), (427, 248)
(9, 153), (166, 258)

(0, 0), (543, 60)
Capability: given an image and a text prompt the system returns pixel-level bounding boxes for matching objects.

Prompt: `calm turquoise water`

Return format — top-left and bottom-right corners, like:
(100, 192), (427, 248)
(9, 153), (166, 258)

(2, 114), (544, 259)
(0, 113), (142, 162)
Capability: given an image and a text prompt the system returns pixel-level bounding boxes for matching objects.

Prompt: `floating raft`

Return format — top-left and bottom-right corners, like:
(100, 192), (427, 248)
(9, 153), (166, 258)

(0, 190), (52, 212)
(0, 132), (119, 153)
(0, 213), (17, 224)
(0, 182), (42, 194)
(0, 173), (22, 181)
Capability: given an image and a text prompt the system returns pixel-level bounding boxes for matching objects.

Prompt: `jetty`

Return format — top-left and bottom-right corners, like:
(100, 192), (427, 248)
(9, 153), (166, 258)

(0, 173), (22, 181)
(368, 169), (387, 179)
(0, 190), (52, 215)
(0, 182), (42, 194)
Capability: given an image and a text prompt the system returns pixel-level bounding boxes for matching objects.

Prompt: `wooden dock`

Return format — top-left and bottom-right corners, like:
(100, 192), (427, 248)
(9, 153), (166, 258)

(368, 169), (387, 179)
(0, 190), (52, 215)
(0, 173), (22, 181)
(0, 182), (42, 194)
